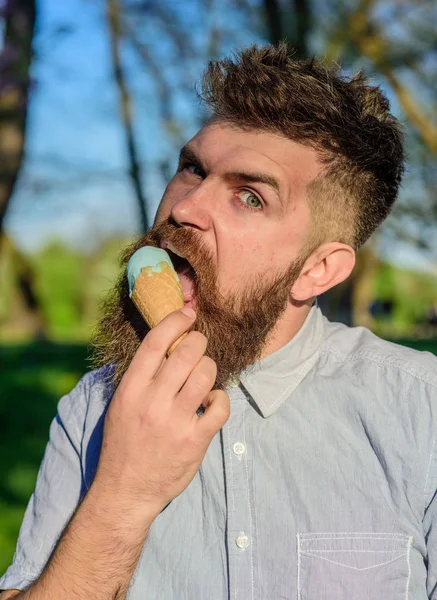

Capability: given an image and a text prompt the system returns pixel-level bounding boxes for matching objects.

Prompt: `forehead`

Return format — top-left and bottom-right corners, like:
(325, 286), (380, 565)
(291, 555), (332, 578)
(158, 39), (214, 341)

(186, 121), (323, 200)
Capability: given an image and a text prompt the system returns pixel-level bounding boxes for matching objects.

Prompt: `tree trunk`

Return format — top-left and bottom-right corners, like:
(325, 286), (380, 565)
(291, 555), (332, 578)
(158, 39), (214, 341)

(263, 0), (283, 44)
(0, 1), (47, 341)
(0, 234), (47, 340)
(351, 242), (378, 328)
(106, 0), (149, 233)
(290, 0), (312, 59)
(263, 0), (313, 57)
(0, 0), (36, 239)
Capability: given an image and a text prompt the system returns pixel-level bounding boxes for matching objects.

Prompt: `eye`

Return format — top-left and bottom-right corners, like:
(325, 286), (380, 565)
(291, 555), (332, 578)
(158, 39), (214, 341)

(238, 189), (263, 210)
(180, 162), (204, 177)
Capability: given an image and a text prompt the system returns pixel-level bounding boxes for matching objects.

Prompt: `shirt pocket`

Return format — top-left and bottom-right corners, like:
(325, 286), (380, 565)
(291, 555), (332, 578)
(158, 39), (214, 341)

(297, 532), (413, 600)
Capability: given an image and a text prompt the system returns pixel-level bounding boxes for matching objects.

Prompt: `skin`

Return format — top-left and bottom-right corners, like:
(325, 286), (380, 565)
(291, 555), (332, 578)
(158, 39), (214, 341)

(1, 122), (356, 599)
(155, 121), (356, 356)
(2, 310), (229, 600)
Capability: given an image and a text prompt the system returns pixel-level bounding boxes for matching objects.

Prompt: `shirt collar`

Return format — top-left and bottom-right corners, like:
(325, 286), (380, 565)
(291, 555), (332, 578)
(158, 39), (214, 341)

(238, 303), (326, 418)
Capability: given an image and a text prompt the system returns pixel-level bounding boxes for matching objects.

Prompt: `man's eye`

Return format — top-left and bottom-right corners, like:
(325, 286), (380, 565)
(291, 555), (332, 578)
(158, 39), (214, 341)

(239, 190), (263, 210)
(182, 162), (203, 177)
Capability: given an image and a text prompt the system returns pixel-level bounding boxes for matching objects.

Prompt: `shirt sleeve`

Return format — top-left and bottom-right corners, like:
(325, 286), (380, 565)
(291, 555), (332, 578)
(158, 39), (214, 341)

(0, 373), (92, 591)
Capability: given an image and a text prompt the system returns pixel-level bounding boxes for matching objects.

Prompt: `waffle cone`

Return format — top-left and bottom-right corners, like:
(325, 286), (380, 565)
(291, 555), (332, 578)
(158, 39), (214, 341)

(131, 263), (186, 354)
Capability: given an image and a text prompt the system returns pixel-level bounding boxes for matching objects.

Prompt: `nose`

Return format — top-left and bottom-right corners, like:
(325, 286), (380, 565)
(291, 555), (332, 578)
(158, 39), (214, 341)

(171, 181), (213, 230)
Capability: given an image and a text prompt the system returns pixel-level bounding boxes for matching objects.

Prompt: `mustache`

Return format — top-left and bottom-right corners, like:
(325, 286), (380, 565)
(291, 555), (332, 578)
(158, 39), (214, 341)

(121, 219), (208, 270)
(91, 215), (307, 391)
(120, 219), (219, 306)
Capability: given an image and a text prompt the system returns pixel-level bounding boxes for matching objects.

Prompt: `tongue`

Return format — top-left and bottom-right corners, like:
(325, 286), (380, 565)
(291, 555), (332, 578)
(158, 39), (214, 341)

(178, 265), (196, 302)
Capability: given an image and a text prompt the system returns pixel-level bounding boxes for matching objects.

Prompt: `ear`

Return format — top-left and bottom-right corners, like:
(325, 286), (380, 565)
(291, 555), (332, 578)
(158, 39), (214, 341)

(292, 243), (356, 301)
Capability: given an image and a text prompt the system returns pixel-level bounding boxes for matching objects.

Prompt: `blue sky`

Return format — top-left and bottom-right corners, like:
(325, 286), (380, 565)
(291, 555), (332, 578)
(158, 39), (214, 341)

(6, 0), (264, 254)
(4, 0), (436, 273)
(6, 0), (167, 252)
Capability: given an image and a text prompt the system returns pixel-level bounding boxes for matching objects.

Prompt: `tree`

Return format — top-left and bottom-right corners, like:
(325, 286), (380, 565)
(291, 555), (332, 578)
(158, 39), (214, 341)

(0, 0), (36, 241)
(106, 0), (149, 233)
(0, 0), (47, 340)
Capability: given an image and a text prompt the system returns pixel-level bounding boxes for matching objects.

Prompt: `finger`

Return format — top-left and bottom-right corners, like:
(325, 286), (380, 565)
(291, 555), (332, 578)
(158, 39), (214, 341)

(128, 308), (197, 386)
(196, 390), (230, 436)
(168, 332), (188, 356)
(175, 355), (217, 414)
(153, 331), (208, 398)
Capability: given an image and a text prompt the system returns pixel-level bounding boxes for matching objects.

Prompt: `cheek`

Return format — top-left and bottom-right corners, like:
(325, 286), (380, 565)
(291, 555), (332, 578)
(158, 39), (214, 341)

(220, 239), (276, 286)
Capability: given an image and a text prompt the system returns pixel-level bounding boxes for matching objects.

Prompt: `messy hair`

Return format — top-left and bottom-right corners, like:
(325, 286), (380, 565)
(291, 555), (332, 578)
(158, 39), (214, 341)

(198, 43), (405, 251)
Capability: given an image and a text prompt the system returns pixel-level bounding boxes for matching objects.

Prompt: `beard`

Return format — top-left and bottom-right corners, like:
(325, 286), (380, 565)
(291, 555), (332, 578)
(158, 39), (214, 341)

(91, 218), (308, 391)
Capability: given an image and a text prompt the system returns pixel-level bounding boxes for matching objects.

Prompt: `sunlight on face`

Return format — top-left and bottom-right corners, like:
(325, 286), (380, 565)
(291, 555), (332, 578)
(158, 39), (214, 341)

(155, 121), (322, 298)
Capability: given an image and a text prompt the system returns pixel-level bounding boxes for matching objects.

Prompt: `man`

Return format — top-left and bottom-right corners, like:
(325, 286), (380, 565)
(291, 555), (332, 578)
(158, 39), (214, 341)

(1, 43), (437, 600)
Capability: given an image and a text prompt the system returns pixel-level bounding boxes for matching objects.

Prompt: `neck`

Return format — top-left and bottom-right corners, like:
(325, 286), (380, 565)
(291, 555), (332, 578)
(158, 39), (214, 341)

(260, 299), (313, 360)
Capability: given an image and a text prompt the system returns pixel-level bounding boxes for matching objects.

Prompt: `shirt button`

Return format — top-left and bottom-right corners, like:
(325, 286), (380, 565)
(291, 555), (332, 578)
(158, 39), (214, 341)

(233, 442), (245, 456)
(236, 532), (250, 549)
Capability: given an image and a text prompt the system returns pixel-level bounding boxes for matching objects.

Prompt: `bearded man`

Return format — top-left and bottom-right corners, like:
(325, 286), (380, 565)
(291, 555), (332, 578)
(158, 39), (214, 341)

(2, 44), (437, 600)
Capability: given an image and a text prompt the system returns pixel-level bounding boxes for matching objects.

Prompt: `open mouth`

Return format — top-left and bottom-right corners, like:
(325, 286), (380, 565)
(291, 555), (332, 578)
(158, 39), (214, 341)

(160, 241), (198, 304)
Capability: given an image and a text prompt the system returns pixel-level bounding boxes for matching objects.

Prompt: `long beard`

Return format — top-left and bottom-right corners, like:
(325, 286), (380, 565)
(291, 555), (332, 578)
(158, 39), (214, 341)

(91, 219), (307, 390)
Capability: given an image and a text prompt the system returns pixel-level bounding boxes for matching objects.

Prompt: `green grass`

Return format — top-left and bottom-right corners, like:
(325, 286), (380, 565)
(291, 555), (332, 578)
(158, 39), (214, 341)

(0, 338), (437, 575)
(0, 342), (89, 574)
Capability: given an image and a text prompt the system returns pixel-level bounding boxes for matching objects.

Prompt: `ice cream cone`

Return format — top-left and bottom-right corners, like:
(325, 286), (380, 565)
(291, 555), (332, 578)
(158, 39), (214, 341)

(131, 261), (187, 354)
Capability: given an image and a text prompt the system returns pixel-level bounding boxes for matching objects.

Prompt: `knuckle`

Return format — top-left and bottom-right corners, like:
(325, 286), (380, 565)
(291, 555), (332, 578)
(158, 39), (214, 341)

(200, 356), (217, 378)
(216, 405), (230, 426)
(174, 343), (196, 366)
(222, 400), (231, 421)
(196, 357), (217, 384)
(193, 370), (214, 391)
(216, 391), (231, 418)
(201, 391), (230, 432)
(142, 329), (164, 354)
(173, 332), (208, 365)
(113, 376), (134, 406)
(187, 330), (208, 349)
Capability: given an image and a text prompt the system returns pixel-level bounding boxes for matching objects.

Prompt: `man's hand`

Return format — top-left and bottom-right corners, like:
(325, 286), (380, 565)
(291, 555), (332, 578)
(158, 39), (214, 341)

(92, 307), (230, 523)
(12, 308), (230, 600)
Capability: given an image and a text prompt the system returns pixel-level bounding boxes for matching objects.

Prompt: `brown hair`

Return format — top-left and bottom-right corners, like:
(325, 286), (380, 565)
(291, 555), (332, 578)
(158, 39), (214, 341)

(198, 43), (405, 251)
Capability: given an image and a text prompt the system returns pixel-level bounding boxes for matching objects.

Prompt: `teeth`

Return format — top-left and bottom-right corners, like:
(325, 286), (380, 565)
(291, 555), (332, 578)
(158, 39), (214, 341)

(166, 243), (185, 259)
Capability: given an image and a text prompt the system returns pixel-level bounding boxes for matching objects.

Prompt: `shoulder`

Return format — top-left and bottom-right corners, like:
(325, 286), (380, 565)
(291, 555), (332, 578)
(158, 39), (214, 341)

(66, 363), (115, 406)
(56, 364), (115, 450)
(316, 319), (437, 509)
(79, 363), (116, 406)
(319, 318), (437, 390)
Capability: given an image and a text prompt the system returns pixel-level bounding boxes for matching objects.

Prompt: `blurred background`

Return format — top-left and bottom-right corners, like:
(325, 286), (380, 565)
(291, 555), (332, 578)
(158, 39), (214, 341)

(0, 0), (436, 573)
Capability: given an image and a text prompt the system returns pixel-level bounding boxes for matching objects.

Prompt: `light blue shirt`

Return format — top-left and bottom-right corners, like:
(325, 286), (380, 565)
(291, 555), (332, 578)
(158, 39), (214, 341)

(2, 305), (437, 599)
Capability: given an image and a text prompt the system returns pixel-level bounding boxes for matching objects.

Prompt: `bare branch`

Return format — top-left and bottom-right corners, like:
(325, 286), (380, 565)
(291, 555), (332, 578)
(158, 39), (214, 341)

(378, 63), (437, 153)
(345, 0), (437, 153)
(106, 0), (149, 232)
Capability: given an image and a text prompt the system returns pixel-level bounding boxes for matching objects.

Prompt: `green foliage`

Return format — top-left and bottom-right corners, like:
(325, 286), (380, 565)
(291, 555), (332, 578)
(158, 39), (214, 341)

(374, 262), (437, 336)
(33, 241), (86, 337)
(0, 342), (89, 573)
(0, 240), (16, 325)
(1, 237), (127, 342)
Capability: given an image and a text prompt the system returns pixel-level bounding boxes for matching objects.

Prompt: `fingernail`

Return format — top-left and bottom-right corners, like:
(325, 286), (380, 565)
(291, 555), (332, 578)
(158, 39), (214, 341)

(181, 307), (196, 318)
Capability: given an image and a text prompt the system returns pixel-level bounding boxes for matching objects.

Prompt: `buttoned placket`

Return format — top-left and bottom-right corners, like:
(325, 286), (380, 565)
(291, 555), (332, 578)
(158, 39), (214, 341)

(222, 379), (256, 600)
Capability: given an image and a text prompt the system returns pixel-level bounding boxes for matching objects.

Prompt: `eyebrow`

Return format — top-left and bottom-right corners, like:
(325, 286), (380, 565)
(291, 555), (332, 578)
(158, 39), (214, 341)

(224, 171), (281, 196)
(178, 144), (283, 206)
(178, 145), (206, 171)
